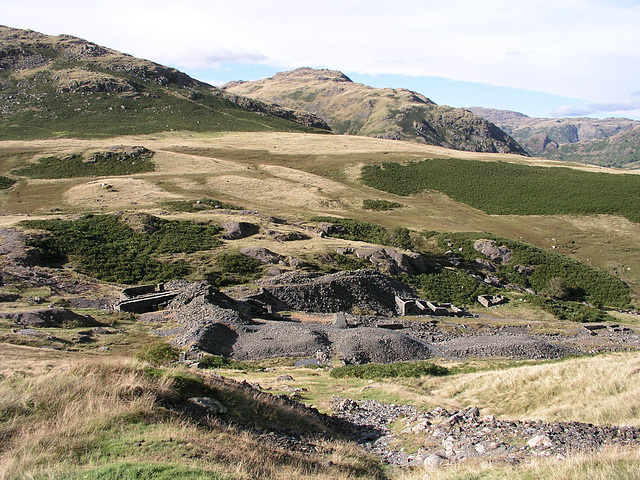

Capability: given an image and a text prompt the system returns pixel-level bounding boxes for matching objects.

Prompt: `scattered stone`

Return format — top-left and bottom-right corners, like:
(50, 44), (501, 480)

(478, 294), (507, 308)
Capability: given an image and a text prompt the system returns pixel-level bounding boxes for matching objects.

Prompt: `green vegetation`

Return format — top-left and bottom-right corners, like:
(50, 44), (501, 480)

(163, 198), (243, 212)
(0, 70), (325, 140)
(428, 232), (631, 308)
(362, 199), (404, 211)
(311, 216), (389, 245)
(198, 355), (259, 371)
(399, 270), (495, 306)
(362, 159), (640, 223)
(526, 296), (616, 323)
(206, 252), (263, 287)
(330, 361), (450, 379)
(12, 152), (154, 179)
(311, 216), (415, 250)
(57, 463), (229, 480)
(136, 342), (181, 366)
(333, 253), (375, 271)
(22, 214), (223, 284)
(0, 175), (16, 189)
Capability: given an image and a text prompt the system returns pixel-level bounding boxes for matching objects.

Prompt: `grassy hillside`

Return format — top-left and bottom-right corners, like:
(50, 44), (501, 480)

(0, 26), (327, 139)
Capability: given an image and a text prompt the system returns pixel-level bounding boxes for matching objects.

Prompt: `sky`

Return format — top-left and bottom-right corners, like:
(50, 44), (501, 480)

(2, 0), (640, 119)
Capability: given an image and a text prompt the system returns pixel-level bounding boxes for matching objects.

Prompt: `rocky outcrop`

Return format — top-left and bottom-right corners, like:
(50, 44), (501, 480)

(222, 221), (259, 240)
(257, 270), (417, 315)
(336, 246), (435, 276)
(469, 107), (640, 167)
(0, 308), (98, 327)
(473, 239), (512, 264)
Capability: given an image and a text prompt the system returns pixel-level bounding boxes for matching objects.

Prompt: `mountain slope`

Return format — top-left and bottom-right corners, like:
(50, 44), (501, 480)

(0, 26), (330, 139)
(223, 68), (528, 155)
(469, 107), (640, 167)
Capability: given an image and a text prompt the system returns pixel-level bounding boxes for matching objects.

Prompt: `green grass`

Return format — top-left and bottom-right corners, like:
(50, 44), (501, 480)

(361, 158), (640, 223)
(21, 214), (223, 284)
(12, 152), (154, 179)
(0, 70), (326, 140)
(55, 462), (230, 480)
(330, 361), (450, 379)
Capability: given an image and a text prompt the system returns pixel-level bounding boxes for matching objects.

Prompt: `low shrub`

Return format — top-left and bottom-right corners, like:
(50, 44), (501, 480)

(330, 361), (450, 379)
(22, 214), (223, 284)
(526, 296), (616, 323)
(362, 199), (403, 211)
(12, 152), (154, 179)
(198, 355), (258, 371)
(426, 231), (631, 308)
(136, 342), (180, 366)
(398, 270), (495, 306)
(0, 175), (16, 189)
(206, 252), (263, 287)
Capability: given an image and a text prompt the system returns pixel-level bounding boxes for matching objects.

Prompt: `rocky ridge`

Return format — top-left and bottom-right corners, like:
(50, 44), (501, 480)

(223, 68), (528, 155)
(469, 107), (640, 167)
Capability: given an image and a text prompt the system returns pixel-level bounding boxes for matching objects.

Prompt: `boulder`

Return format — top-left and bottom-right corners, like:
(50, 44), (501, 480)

(473, 239), (512, 264)
(0, 308), (98, 328)
(239, 246), (286, 265)
(222, 221), (259, 240)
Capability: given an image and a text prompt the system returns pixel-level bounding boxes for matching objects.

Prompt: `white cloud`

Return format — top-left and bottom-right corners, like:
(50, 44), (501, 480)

(2, 0), (639, 111)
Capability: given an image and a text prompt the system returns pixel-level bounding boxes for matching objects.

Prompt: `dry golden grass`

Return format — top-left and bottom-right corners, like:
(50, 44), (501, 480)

(0, 355), (385, 480)
(422, 352), (640, 426)
(396, 447), (640, 480)
(63, 177), (182, 210)
(1, 131), (639, 299)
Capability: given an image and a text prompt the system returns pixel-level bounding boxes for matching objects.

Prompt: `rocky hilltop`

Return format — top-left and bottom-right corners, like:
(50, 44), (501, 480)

(470, 107), (640, 168)
(0, 26), (330, 138)
(223, 68), (528, 155)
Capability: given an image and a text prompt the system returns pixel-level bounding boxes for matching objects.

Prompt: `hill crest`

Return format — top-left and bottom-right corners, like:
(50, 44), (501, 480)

(223, 67), (526, 155)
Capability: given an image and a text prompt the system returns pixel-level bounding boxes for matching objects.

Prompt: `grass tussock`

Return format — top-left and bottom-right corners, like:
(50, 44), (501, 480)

(0, 357), (386, 480)
(424, 352), (640, 426)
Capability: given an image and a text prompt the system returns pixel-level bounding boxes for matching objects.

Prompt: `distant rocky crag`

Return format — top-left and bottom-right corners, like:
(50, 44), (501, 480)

(223, 68), (528, 155)
(469, 107), (640, 168)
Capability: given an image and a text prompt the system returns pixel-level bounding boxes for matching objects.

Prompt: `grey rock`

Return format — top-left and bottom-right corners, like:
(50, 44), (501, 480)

(188, 396), (228, 415)
(239, 247), (286, 265)
(222, 221), (259, 240)
(474, 239), (512, 264)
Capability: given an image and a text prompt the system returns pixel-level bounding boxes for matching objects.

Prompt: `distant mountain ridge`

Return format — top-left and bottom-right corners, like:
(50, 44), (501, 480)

(0, 26), (330, 139)
(469, 107), (640, 168)
(223, 68), (528, 155)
